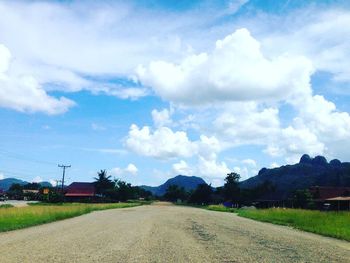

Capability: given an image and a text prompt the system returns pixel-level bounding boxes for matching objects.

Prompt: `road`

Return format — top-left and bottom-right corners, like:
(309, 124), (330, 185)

(0, 202), (349, 263)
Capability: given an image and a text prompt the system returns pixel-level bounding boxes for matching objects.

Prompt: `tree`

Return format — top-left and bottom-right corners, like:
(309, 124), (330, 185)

(114, 179), (134, 201)
(164, 185), (188, 202)
(292, 189), (315, 209)
(94, 170), (114, 196)
(8, 183), (24, 200)
(223, 172), (240, 204)
(189, 183), (213, 204)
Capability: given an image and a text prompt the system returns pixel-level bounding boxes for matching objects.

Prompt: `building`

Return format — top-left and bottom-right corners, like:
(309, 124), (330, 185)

(309, 186), (350, 210)
(65, 182), (96, 201)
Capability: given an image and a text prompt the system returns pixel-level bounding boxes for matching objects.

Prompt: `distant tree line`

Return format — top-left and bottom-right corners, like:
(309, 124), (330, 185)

(161, 172), (317, 209)
(94, 170), (153, 202)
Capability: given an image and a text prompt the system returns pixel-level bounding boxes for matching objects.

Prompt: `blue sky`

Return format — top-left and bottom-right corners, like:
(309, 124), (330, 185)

(0, 0), (350, 186)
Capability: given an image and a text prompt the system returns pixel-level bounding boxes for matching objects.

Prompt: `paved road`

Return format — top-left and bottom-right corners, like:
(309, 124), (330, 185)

(0, 203), (349, 263)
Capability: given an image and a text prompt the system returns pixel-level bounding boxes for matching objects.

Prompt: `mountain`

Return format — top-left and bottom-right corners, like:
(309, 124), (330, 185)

(0, 178), (28, 191)
(141, 175), (207, 196)
(240, 154), (350, 199)
(0, 178), (53, 191)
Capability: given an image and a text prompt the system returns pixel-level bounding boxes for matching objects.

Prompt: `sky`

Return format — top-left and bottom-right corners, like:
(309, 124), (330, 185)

(1, 0), (350, 187)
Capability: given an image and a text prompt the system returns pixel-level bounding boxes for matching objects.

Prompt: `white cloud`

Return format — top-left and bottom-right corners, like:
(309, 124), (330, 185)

(125, 124), (197, 159)
(197, 156), (230, 179)
(241, 159), (257, 167)
(91, 123), (106, 131)
(49, 179), (57, 187)
(152, 108), (172, 127)
(111, 163), (138, 176)
(137, 28), (313, 105)
(125, 163), (138, 175)
(213, 102), (280, 145)
(270, 162), (279, 168)
(0, 173), (4, 180)
(0, 44), (75, 114)
(32, 176), (43, 183)
(172, 160), (193, 176)
(261, 9), (350, 84)
(92, 86), (149, 100)
(126, 123), (225, 160)
(264, 126), (325, 163)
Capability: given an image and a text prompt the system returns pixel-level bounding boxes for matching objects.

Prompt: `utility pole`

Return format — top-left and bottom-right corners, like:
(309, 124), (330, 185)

(55, 179), (62, 191)
(58, 164), (71, 193)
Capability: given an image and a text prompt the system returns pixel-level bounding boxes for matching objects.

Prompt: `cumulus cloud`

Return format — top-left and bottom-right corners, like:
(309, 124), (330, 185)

(125, 124), (197, 159)
(264, 126), (325, 163)
(125, 163), (138, 175)
(197, 156), (230, 179)
(111, 163), (138, 176)
(172, 160), (193, 176)
(213, 102), (280, 145)
(126, 123), (226, 159)
(137, 28), (313, 105)
(152, 108), (172, 127)
(0, 44), (75, 114)
(0, 173), (4, 180)
(261, 9), (350, 84)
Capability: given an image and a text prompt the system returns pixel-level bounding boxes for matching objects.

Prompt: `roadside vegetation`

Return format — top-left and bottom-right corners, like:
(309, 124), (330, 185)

(0, 204), (14, 209)
(237, 208), (350, 241)
(0, 202), (142, 232)
(206, 204), (237, 213)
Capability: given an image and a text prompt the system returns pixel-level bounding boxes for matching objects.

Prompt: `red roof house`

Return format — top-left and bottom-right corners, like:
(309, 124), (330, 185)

(309, 186), (350, 201)
(65, 182), (96, 197)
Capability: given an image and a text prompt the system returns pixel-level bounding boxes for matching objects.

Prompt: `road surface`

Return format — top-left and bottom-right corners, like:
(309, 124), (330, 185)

(0, 202), (349, 262)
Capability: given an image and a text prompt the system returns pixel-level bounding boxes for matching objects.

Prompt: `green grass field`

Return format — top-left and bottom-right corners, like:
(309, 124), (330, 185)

(206, 204), (238, 213)
(0, 202), (142, 232)
(237, 208), (350, 241)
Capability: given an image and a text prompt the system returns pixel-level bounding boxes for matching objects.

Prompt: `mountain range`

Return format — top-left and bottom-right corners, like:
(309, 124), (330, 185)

(141, 175), (207, 196)
(141, 155), (350, 198)
(0, 178), (52, 191)
(240, 154), (350, 199)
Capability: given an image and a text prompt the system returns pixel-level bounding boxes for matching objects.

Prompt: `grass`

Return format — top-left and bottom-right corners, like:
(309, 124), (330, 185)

(0, 204), (14, 209)
(205, 204), (238, 213)
(237, 208), (350, 241)
(0, 202), (142, 232)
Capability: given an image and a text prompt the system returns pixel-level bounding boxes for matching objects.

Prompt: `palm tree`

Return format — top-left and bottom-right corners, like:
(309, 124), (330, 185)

(94, 170), (114, 195)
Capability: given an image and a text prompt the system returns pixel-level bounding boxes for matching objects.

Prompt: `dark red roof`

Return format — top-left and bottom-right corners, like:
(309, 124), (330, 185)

(309, 186), (350, 201)
(65, 182), (95, 197)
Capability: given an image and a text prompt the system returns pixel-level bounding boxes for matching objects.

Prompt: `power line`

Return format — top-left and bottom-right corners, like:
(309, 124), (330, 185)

(0, 168), (57, 178)
(0, 148), (57, 166)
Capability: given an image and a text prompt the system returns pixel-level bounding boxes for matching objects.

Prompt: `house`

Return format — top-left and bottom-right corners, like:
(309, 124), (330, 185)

(309, 186), (350, 210)
(65, 182), (96, 201)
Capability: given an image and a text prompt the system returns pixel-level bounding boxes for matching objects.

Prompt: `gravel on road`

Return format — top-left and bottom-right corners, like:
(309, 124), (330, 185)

(0, 202), (349, 263)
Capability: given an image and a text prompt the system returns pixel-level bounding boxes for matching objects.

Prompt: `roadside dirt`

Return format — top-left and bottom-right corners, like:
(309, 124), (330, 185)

(0, 203), (349, 262)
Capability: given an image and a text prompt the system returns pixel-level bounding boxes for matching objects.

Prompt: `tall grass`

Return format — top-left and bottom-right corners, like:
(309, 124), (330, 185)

(0, 202), (141, 232)
(238, 208), (350, 241)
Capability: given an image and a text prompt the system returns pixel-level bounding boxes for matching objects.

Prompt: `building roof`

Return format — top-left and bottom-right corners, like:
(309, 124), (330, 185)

(65, 182), (95, 197)
(309, 186), (350, 201)
(326, 196), (350, 201)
